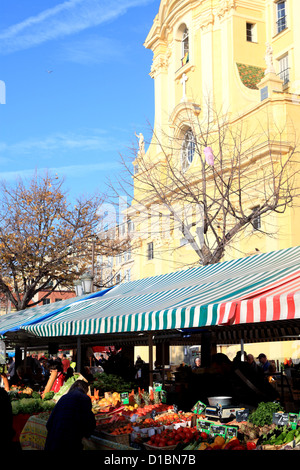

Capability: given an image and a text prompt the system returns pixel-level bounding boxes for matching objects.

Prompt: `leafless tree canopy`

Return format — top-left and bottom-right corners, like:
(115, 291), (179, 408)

(108, 102), (300, 266)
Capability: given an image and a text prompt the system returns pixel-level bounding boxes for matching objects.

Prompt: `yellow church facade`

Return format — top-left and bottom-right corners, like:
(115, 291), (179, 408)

(118, 0), (300, 283)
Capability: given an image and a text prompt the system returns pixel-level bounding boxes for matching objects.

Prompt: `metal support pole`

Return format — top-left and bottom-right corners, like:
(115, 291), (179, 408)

(91, 240), (95, 293)
(77, 336), (81, 373)
(148, 333), (153, 388)
(241, 339), (245, 361)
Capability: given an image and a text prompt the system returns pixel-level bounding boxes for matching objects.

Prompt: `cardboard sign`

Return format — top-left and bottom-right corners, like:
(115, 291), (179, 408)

(236, 408), (250, 422)
(273, 411), (290, 426)
(210, 424), (227, 438)
(161, 390), (167, 404)
(192, 400), (206, 414)
(120, 392), (129, 405)
(225, 426), (238, 439)
(197, 419), (212, 432)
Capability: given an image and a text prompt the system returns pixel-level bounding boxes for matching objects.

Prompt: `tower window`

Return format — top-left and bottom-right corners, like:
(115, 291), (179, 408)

(147, 242), (154, 260)
(246, 23), (257, 42)
(276, 1), (287, 34)
(181, 27), (189, 66)
(278, 54), (289, 84)
(181, 129), (195, 171)
(252, 206), (261, 230)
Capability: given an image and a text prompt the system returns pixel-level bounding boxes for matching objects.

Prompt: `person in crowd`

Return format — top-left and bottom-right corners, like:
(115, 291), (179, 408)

(44, 379), (96, 451)
(0, 387), (15, 450)
(7, 357), (15, 380)
(247, 354), (261, 373)
(10, 364), (34, 388)
(135, 355), (144, 367)
(192, 357), (201, 370)
(206, 353), (279, 409)
(39, 357), (50, 386)
(65, 367), (74, 381)
(233, 350), (247, 365)
(257, 353), (276, 375)
(99, 354), (107, 366)
(61, 354), (71, 374)
(50, 361), (65, 393)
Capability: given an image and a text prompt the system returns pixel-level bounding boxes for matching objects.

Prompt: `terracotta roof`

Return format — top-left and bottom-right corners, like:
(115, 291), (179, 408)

(236, 63), (265, 90)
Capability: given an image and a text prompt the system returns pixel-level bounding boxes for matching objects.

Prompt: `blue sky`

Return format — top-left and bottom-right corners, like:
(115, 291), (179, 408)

(0, 0), (159, 199)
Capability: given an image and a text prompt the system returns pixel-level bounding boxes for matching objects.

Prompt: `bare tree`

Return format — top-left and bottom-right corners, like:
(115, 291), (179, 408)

(0, 171), (129, 310)
(107, 100), (300, 266)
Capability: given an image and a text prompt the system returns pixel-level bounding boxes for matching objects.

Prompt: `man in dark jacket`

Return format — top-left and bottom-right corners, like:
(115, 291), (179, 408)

(44, 379), (96, 451)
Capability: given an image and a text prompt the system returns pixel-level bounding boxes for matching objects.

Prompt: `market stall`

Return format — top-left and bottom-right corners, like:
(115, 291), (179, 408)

(2, 246), (300, 450)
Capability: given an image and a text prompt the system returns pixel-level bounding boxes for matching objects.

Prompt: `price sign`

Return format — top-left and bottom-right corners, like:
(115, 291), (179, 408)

(161, 390), (167, 404)
(273, 411), (289, 426)
(120, 392), (129, 405)
(153, 382), (162, 392)
(192, 400), (206, 414)
(210, 424), (227, 438)
(197, 419), (212, 432)
(225, 426), (238, 439)
(236, 408), (249, 422)
(289, 413), (299, 430)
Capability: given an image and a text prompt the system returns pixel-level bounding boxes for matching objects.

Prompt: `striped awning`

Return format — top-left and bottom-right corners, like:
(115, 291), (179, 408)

(1, 246), (300, 339)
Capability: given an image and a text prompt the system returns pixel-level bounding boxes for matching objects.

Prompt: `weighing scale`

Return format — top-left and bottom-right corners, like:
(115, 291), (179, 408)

(205, 404), (241, 423)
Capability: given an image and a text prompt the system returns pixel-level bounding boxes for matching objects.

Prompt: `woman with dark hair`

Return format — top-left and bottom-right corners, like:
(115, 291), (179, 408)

(50, 361), (65, 393)
(45, 380), (95, 451)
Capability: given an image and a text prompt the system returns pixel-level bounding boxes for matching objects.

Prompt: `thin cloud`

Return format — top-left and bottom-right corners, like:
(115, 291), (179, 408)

(0, 130), (124, 155)
(60, 36), (126, 65)
(0, 0), (154, 54)
(0, 162), (120, 182)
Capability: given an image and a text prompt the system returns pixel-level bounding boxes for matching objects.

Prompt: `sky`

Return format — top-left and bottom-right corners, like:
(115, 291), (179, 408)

(0, 0), (160, 200)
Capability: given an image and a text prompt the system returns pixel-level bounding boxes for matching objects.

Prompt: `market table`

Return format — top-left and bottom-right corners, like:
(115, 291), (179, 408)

(19, 411), (50, 450)
(18, 411), (136, 451)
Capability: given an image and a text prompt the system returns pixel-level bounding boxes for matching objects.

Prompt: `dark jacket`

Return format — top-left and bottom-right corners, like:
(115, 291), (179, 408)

(0, 387), (15, 450)
(44, 389), (96, 451)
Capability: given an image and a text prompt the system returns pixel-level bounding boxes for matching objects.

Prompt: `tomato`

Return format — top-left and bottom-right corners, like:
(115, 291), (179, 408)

(200, 432), (209, 440)
(159, 439), (167, 447)
(246, 442), (256, 450)
(224, 438), (240, 450)
(167, 440), (176, 446)
(232, 445), (246, 450)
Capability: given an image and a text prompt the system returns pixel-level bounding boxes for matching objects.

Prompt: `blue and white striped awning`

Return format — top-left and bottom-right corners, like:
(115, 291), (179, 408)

(1, 246), (300, 338)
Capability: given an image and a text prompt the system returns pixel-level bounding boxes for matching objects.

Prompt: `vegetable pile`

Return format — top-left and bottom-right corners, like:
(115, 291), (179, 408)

(248, 401), (284, 426)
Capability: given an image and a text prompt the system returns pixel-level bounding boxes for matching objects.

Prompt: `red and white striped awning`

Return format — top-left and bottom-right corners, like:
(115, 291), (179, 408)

(218, 270), (300, 325)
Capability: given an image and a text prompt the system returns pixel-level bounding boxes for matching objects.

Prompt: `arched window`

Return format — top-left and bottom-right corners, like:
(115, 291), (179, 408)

(181, 129), (195, 171)
(181, 27), (189, 66)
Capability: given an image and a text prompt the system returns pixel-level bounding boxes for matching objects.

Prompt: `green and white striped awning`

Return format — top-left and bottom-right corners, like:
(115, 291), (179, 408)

(1, 246), (300, 339)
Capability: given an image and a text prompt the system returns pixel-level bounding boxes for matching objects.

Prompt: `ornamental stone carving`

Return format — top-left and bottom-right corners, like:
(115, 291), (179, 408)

(216, 0), (236, 19)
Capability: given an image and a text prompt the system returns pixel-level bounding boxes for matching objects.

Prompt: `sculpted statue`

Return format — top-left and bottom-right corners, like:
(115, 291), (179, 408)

(264, 42), (276, 75)
(135, 132), (145, 155)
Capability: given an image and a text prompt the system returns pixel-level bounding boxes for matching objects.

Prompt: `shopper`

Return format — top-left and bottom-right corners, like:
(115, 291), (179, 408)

(44, 380), (96, 451)
(257, 353), (276, 375)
